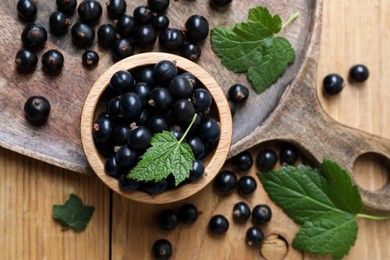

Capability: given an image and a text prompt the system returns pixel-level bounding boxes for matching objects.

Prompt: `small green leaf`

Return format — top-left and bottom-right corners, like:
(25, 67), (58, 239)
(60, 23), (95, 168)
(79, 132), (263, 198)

(52, 194), (95, 232)
(210, 6), (297, 94)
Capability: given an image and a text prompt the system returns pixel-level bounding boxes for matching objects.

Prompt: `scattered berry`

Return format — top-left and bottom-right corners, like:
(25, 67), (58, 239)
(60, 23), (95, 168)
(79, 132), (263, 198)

(152, 14), (170, 30)
(49, 11), (72, 35)
(56, 0), (77, 15)
(17, 0), (37, 22)
(208, 215), (229, 235)
(349, 64), (369, 83)
(71, 22), (95, 47)
(252, 204), (272, 225)
(323, 73), (344, 95)
(184, 15), (209, 42)
(228, 83), (249, 104)
(245, 226), (264, 246)
(231, 151), (253, 171)
(256, 149), (277, 172)
(106, 0), (127, 20)
(181, 43), (201, 61)
(15, 48), (38, 72)
(232, 202), (251, 223)
(213, 170), (237, 195)
(133, 5), (153, 25)
(112, 38), (134, 60)
(157, 209), (179, 231)
(159, 28), (185, 51)
(148, 0), (170, 13)
(78, 0), (103, 23)
(41, 49), (64, 74)
(24, 96), (51, 124)
(210, 0), (233, 7)
(97, 24), (117, 48)
(135, 25), (157, 48)
(152, 239), (173, 260)
(279, 144), (298, 165)
(178, 203), (199, 224)
(82, 50), (99, 68)
(116, 15), (136, 38)
(21, 24), (47, 49)
(237, 175), (257, 195)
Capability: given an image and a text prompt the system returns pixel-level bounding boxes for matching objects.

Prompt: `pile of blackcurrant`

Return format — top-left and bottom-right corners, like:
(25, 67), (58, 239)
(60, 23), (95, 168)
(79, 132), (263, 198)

(93, 60), (221, 195)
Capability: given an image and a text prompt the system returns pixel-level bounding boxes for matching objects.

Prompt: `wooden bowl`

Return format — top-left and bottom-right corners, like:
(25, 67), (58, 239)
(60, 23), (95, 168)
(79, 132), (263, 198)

(80, 52), (232, 204)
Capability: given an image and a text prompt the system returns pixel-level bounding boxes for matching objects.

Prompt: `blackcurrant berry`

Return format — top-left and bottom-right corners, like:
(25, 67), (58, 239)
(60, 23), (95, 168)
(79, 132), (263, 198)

(133, 5), (153, 25)
(24, 96), (51, 124)
(134, 82), (152, 101)
(192, 88), (212, 112)
(93, 116), (115, 143)
(119, 93), (143, 121)
(159, 28), (185, 51)
(17, 0), (37, 22)
(78, 0), (102, 23)
(157, 209), (179, 231)
(104, 155), (120, 177)
(109, 70), (136, 94)
(71, 22), (95, 47)
(118, 175), (140, 191)
(187, 136), (206, 159)
(179, 203), (198, 224)
(231, 151), (253, 171)
(168, 75), (193, 99)
(252, 204), (272, 225)
(208, 215), (229, 235)
(152, 239), (173, 259)
(115, 144), (138, 168)
(323, 73), (344, 95)
(114, 124), (131, 144)
(49, 11), (71, 35)
(142, 179), (169, 194)
(169, 125), (183, 140)
(245, 226), (264, 246)
(115, 15), (135, 38)
(180, 72), (196, 86)
(41, 49), (64, 75)
(171, 99), (195, 122)
(148, 87), (173, 111)
(349, 64), (369, 83)
(82, 50), (99, 68)
(112, 38), (134, 60)
(237, 175), (257, 195)
(137, 109), (154, 125)
(228, 83), (249, 104)
(128, 126), (152, 150)
(198, 118), (221, 143)
(189, 159), (205, 181)
(97, 24), (117, 48)
(213, 170), (237, 195)
(256, 149), (277, 172)
(181, 43), (201, 61)
(134, 25), (157, 47)
(21, 24), (47, 49)
(137, 66), (155, 85)
(146, 115), (169, 133)
(210, 0), (232, 7)
(56, 0), (77, 15)
(106, 0), (127, 20)
(15, 48), (38, 72)
(279, 144), (298, 165)
(153, 60), (178, 84)
(232, 202), (251, 223)
(184, 15), (209, 42)
(148, 0), (170, 13)
(152, 14), (170, 30)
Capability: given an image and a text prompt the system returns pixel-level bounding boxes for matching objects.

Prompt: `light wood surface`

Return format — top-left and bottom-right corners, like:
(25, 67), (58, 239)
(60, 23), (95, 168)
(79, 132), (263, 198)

(1, 0), (390, 260)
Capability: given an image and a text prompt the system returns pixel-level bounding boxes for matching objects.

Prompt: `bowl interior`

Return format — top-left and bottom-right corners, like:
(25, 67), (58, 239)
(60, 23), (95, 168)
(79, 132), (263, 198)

(80, 52), (232, 204)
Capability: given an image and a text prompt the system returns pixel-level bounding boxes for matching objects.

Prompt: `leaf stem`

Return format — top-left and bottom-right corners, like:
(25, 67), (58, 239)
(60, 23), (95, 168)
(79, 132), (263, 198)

(179, 113), (198, 143)
(357, 213), (390, 221)
(282, 12), (299, 29)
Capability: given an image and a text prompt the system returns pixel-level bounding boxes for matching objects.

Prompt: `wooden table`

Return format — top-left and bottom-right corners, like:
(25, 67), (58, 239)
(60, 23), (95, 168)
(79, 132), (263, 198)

(1, 0), (390, 259)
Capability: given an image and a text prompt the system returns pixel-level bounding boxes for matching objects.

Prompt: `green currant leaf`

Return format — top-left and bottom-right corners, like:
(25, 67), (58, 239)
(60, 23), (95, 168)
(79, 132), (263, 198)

(52, 194), (95, 232)
(210, 6), (296, 94)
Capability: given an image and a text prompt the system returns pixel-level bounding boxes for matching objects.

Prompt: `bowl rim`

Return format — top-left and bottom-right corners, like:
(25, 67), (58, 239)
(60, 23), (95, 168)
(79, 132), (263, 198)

(80, 52), (232, 204)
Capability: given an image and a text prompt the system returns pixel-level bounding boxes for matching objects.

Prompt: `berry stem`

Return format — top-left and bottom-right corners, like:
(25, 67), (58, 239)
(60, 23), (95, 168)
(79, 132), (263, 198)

(356, 213), (390, 221)
(282, 12), (299, 29)
(179, 113), (198, 143)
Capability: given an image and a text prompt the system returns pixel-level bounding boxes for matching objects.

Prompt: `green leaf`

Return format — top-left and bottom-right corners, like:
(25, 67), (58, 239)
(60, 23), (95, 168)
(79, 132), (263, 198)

(52, 194), (95, 232)
(210, 6), (296, 94)
(128, 131), (194, 185)
(258, 158), (363, 258)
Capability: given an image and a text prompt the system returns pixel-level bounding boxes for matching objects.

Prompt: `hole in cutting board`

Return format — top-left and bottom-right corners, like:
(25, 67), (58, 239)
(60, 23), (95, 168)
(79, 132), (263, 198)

(352, 153), (389, 191)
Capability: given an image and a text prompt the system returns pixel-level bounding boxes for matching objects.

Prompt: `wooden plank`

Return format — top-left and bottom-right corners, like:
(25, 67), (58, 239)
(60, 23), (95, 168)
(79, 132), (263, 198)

(0, 146), (111, 260)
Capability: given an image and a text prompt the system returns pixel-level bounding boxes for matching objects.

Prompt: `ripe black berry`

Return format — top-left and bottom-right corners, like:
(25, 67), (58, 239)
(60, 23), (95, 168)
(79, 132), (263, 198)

(159, 28), (185, 51)
(147, 115), (169, 133)
(97, 24), (116, 48)
(137, 66), (155, 85)
(157, 209), (179, 231)
(245, 226), (264, 246)
(237, 175), (257, 195)
(152, 14), (170, 30)
(115, 144), (138, 168)
(15, 48), (38, 72)
(187, 136), (206, 159)
(106, 0), (127, 20)
(181, 43), (201, 61)
(349, 64), (369, 83)
(133, 5), (153, 25)
(56, 0), (77, 15)
(213, 170), (237, 195)
(323, 74), (344, 95)
(148, 0), (170, 13)
(208, 215), (229, 235)
(93, 117), (115, 143)
(256, 149), (277, 172)
(169, 125), (183, 140)
(82, 50), (99, 68)
(17, 0), (37, 22)
(168, 75), (193, 99)
(153, 60), (178, 83)
(228, 83), (249, 104)
(198, 118), (221, 142)
(41, 49), (64, 75)
(49, 11), (71, 35)
(231, 151), (253, 171)
(232, 202), (251, 223)
(171, 99), (195, 122)
(184, 15), (209, 42)
(24, 96), (51, 124)
(116, 15), (136, 38)
(71, 22), (95, 47)
(279, 144), (298, 165)
(128, 126), (152, 149)
(210, 0), (232, 7)
(118, 175), (140, 191)
(109, 70), (136, 94)
(104, 155), (120, 177)
(135, 25), (157, 47)
(114, 124), (131, 144)
(179, 203), (198, 224)
(134, 82), (152, 101)
(78, 0), (102, 23)
(189, 159), (205, 181)
(152, 239), (173, 259)
(142, 179), (168, 194)
(148, 87), (173, 111)
(112, 38), (134, 61)
(192, 89), (212, 112)
(119, 93), (143, 120)
(21, 24), (47, 49)
(252, 204), (272, 225)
